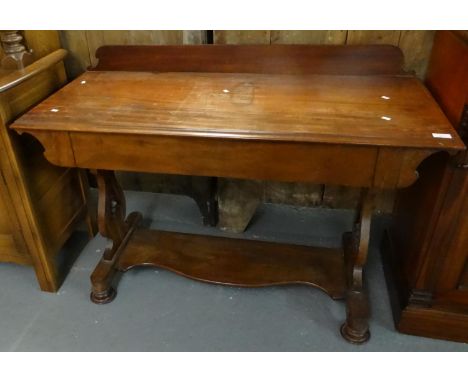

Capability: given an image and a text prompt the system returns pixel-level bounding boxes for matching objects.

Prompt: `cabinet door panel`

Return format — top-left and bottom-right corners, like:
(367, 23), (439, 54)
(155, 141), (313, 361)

(433, 169), (468, 293)
(0, 174), (31, 264)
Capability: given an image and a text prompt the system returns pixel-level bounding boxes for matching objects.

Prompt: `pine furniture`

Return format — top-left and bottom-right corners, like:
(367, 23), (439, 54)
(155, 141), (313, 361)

(0, 49), (95, 291)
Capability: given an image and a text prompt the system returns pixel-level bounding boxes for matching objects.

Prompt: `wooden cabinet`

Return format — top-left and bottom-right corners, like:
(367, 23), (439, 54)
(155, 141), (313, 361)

(383, 31), (468, 342)
(0, 169), (30, 264)
(0, 49), (95, 292)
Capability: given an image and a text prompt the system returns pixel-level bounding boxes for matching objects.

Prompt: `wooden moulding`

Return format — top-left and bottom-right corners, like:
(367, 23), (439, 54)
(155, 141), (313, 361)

(381, 229), (468, 343)
(0, 49), (67, 93)
(373, 148), (443, 189)
(398, 306), (468, 343)
(91, 44), (406, 76)
(16, 130), (76, 168)
(69, 133), (378, 187)
(116, 229), (347, 299)
(18, 128), (448, 190)
(13, 70), (464, 150)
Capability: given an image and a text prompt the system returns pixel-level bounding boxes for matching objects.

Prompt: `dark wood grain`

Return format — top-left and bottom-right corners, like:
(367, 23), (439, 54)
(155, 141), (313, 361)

(383, 31), (468, 343)
(12, 71), (464, 150)
(117, 229), (346, 299)
(92, 44), (405, 75)
(426, 31), (468, 126)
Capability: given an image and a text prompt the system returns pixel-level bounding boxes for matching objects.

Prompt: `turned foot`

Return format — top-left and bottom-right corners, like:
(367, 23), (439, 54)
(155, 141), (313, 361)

(90, 170), (142, 305)
(340, 322), (370, 344)
(190, 176), (218, 227)
(90, 287), (116, 304)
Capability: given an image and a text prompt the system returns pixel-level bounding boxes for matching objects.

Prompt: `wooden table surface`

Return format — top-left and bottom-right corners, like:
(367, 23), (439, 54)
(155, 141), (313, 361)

(13, 71), (465, 151)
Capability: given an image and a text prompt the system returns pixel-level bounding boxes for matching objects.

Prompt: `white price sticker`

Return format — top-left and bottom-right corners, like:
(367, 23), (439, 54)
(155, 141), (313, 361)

(432, 133), (452, 139)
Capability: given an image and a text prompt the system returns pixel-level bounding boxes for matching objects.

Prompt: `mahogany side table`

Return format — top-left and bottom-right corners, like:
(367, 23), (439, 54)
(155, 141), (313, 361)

(9, 45), (465, 343)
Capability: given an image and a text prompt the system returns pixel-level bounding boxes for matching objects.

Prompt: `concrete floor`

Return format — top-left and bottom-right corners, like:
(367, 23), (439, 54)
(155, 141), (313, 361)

(0, 191), (467, 351)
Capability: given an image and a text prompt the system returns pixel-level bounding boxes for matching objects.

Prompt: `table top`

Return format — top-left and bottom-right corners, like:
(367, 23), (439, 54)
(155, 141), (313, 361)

(12, 70), (465, 151)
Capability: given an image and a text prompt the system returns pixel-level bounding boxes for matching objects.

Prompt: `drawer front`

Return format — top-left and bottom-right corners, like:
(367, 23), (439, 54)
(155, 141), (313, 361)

(70, 132), (378, 187)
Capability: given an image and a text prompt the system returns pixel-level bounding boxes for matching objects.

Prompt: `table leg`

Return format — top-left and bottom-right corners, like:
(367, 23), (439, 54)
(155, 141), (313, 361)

(341, 188), (375, 344)
(90, 170), (142, 304)
(189, 176), (218, 227)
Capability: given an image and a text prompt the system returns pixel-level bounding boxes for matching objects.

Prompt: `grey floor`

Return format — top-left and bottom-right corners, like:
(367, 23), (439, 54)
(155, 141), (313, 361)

(1, 191), (467, 351)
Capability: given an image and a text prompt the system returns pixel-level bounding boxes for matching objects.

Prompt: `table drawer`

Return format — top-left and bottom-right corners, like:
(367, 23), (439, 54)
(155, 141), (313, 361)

(70, 132), (378, 187)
